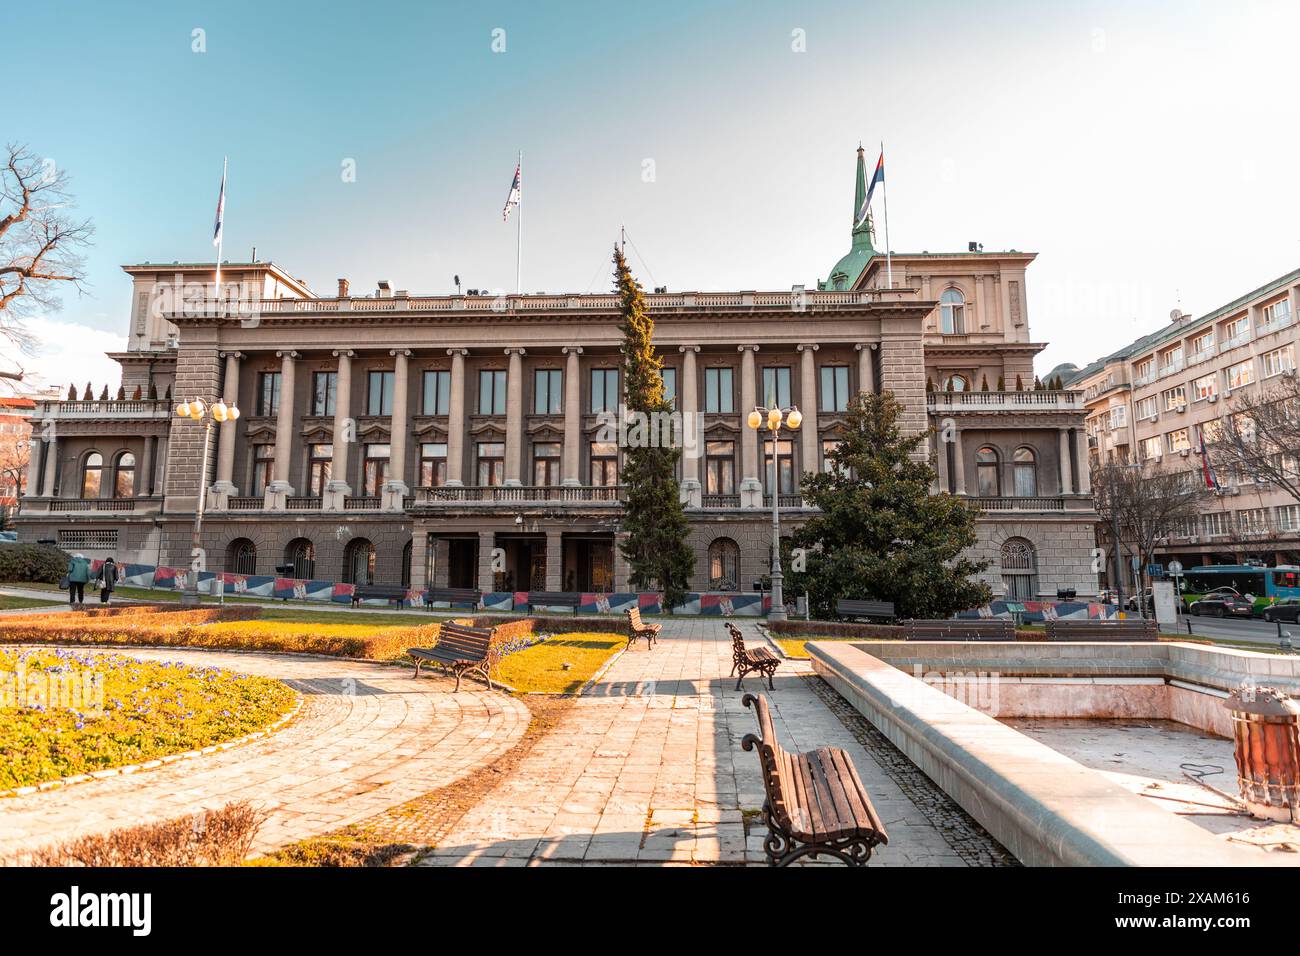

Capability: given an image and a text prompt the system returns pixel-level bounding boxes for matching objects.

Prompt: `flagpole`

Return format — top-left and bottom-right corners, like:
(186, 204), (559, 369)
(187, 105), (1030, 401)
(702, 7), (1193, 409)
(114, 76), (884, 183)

(516, 151), (522, 295)
(880, 142), (892, 289)
(215, 156), (227, 297)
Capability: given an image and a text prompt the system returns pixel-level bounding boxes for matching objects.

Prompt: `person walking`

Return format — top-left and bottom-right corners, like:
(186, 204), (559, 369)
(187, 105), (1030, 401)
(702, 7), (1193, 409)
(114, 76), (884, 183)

(66, 552), (92, 608)
(98, 556), (118, 604)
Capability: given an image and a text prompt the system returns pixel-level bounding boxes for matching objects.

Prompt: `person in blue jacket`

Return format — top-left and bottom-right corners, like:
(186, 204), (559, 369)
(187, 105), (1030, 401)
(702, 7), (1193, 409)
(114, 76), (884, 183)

(66, 552), (92, 608)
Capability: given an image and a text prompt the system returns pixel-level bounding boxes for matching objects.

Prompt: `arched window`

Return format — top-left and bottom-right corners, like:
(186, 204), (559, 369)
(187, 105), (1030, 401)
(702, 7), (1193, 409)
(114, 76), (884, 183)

(343, 538), (376, 586)
(285, 538), (315, 579)
(1000, 538), (1038, 600)
(401, 540), (413, 588)
(1012, 447), (1037, 497)
(940, 289), (966, 334)
(113, 452), (135, 498)
(976, 446), (1000, 496)
(81, 453), (103, 498)
(707, 538), (740, 591)
(943, 374), (968, 392)
(226, 538), (257, 576)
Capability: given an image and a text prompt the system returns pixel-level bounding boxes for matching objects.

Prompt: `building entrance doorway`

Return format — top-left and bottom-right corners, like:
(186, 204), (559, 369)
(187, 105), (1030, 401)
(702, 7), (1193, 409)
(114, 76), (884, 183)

(564, 535), (615, 592)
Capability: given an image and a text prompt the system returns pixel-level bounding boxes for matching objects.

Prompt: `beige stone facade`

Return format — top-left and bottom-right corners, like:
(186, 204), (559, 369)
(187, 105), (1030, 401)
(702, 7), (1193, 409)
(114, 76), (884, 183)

(1067, 266), (1300, 573)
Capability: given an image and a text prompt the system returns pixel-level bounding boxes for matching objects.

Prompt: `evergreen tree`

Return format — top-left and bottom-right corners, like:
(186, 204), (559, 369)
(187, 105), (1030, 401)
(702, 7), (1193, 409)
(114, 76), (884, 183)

(980, 374), (990, 391)
(66, 383), (76, 400)
(1015, 373), (1024, 391)
(147, 382), (157, 400)
(788, 391), (992, 619)
(132, 384), (142, 400)
(996, 374), (1005, 390)
(612, 245), (694, 610)
(116, 385), (126, 400)
(83, 382), (92, 401)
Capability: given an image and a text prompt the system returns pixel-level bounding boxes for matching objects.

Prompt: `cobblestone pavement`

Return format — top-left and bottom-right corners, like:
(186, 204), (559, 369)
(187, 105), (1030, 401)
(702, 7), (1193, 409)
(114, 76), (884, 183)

(0, 648), (529, 862)
(421, 619), (1012, 866)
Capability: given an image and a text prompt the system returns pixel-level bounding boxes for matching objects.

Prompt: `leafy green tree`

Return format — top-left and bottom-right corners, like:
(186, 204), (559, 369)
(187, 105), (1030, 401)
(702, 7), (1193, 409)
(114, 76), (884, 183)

(788, 391), (992, 619)
(612, 245), (694, 609)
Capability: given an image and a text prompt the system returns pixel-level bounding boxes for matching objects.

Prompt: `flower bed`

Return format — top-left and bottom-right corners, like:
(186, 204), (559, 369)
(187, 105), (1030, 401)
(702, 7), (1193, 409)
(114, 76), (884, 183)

(0, 648), (298, 790)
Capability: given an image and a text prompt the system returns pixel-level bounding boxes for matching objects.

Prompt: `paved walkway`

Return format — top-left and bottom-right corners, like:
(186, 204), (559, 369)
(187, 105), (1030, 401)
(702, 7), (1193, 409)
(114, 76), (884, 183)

(0, 648), (529, 862)
(422, 618), (1010, 866)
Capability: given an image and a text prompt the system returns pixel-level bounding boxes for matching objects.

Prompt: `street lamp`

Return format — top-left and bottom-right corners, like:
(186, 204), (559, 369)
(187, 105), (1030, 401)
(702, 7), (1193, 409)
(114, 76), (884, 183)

(747, 403), (802, 621)
(174, 396), (239, 605)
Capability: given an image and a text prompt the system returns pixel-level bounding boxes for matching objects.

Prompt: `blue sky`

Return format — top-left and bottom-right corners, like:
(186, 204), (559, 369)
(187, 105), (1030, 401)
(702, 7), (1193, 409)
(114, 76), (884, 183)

(6, 0), (1300, 388)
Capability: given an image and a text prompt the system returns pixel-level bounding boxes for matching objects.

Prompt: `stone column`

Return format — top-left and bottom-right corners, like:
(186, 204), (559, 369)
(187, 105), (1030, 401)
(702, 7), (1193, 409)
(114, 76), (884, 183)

(797, 344), (819, 481)
(382, 348), (411, 512)
(266, 350), (298, 508)
(679, 346), (701, 507)
(408, 530), (428, 592)
(953, 428), (968, 495)
(504, 348), (525, 486)
(41, 436), (58, 497)
(613, 530), (632, 593)
(477, 530), (497, 593)
(445, 349), (467, 486)
(545, 529), (563, 591)
(210, 351), (241, 508)
(855, 342), (876, 393)
(25, 431), (43, 500)
(137, 435), (154, 499)
(738, 345), (762, 507)
(562, 347), (582, 485)
(1074, 429), (1092, 494)
(1058, 428), (1074, 495)
(324, 350), (354, 511)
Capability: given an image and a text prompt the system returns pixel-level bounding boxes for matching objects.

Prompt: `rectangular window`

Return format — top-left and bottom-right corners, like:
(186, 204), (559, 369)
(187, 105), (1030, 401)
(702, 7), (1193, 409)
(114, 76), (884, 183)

(312, 371), (337, 416)
(1139, 436), (1162, 461)
(252, 444), (275, 495)
(422, 370), (451, 415)
(704, 440), (735, 494)
(1134, 358), (1154, 382)
(1226, 359), (1255, 390)
(1161, 386), (1187, 412)
(820, 366), (850, 412)
(1223, 315), (1250, 343)
(532, 441), (561, 485)
(419, 442), (447, 487)
(763, 438), (795, 494)
(1262, 345), (1296, 378)
(1135, 396), (1158, 420)
(822, 439), (846, 474)
(257, 372), (281, 417)
(659, 367), (677, 407)
(363, 443), (390, 496)
(1189, 330), (1215, 357)
(761, 367), (792, 409)
(308, 443), (333, 495)
(1158, 346), (1183, 375)
(1203, 512), (1229, 536)
(1166, 428), (1191, 454)
(1191, 374), (1217, 402)
(534, 368), (562, 414)
(590, 368), (619, 414)
(367, 370), (394, 416)
(1108, 405), (1127, 429)
(1238, 508), (1270, 535)
(476, 441), (505, 486)
(478, 370), (507, 415)
(590, 441), (618, 486)
(703, 367), (734, 414)
(1277, 504), (1300, 533)
(1263, 299), (1292, 327)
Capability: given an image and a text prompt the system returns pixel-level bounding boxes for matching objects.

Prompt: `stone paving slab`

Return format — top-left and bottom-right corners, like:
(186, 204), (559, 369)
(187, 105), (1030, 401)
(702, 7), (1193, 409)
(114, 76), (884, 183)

(423, 619), (1011, 866)
(0, 648), (529, 862)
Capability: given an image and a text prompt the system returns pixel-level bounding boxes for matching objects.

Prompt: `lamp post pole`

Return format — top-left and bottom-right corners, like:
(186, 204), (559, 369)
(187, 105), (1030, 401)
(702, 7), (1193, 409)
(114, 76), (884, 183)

(174, 396), (239, 607)
(749, 404), (801, 622)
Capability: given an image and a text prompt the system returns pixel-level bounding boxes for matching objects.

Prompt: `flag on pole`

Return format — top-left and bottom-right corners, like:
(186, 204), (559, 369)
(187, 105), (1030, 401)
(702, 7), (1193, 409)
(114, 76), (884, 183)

(212, 159), (227, 247)
(502, 160), (521, 221)
(855, 148), (885, 228)
(1197, 424), (1220, 491)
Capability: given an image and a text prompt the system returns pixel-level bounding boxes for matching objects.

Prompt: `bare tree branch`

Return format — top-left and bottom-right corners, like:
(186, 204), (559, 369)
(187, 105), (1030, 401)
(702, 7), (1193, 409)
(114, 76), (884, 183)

(1092, 460), (1209, 588)
(1206, 372), (1300, 506)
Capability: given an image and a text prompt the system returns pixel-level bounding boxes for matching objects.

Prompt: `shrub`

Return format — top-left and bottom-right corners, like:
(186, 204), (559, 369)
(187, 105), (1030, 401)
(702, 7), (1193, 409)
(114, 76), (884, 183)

(0, 543), (70, 585)
(256, 836), (415, 867)
(25, 801), (264, 866)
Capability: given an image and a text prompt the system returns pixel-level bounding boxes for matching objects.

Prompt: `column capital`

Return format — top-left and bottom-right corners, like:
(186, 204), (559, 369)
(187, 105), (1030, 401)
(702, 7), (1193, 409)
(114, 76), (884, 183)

(275, 350), (301, 360)
(504, 347), (527, 356)
(219, 350), (244, 360)
(737, 345), (760, 353)
(332, 349), (355, 359)
(854, 343), (878, 352)
(446, 348), (468, 357)
(678, 345), (699, 354)
(389, 348), (412, 358)
(797, 343), (820, 353)
(562, 346), (584, 355)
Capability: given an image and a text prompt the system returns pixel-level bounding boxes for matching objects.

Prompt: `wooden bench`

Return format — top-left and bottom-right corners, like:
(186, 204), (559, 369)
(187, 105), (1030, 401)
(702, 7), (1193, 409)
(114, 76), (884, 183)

(408, 621), (495, 692)
(526, 591), (581, 612)
(740, 693), (888, 866)
(1044, 619), (1158, 642)
(835, 599), (897, 622)
(351, 584), (413, 608)
(903, 618), (1016, 641)
(625, 606), (660, 650)
(726, 621), (779, 691)
(423, 587), (482, 610)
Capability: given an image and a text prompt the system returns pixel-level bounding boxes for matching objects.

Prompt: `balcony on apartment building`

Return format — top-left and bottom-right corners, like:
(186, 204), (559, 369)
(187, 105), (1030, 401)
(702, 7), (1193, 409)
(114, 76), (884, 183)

(964, 494), (1094, 514)
(926, 389), (1082, 414)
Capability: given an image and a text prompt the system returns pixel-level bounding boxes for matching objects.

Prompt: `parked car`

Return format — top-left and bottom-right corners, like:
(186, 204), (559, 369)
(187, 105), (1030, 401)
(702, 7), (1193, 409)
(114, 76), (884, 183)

(1126, 588), (1154, 612)
(1262, 599), (1300, 624)
(1188, 593), (1255, 618)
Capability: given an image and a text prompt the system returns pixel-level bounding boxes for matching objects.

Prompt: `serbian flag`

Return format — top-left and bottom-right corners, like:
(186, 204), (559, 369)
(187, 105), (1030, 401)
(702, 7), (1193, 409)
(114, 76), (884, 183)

(1198, 424), (1220, 491)
(855, 147), (885, 228)
(502, 158), (520, 221)
(212, 158), (227, 246)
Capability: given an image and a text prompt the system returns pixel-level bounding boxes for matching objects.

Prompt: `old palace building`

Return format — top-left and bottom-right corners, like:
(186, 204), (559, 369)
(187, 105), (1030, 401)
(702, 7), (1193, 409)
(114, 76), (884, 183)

(15, 150), (1097, 603)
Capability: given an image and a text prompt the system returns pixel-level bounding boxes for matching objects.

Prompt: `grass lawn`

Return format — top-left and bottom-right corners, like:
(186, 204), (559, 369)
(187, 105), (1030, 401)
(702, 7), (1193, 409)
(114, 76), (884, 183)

(0, 647), (297, 789)
(0, 595), (62, 610)
(494, 635), (624, 694)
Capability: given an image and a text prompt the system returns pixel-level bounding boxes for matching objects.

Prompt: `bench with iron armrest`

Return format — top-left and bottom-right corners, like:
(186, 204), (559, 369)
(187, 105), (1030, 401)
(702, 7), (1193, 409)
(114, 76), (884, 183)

(726, 621), (780, 690)
(625, 606), (660, 650)
(423, 587), (482, 610)
(408, 622), (495, 692)
(526, 591), (581, 612)
(835, 599), (897, 622)
(1044, 619), (1158, 642)
(351, 584), (414, 608)
(740, 693), (888, 866)
(903, 618), (1017, 641)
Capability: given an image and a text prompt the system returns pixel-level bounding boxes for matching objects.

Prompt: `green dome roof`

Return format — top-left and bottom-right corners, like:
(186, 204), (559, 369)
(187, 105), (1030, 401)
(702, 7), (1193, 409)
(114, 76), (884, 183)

(820, 145), (878, 291)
